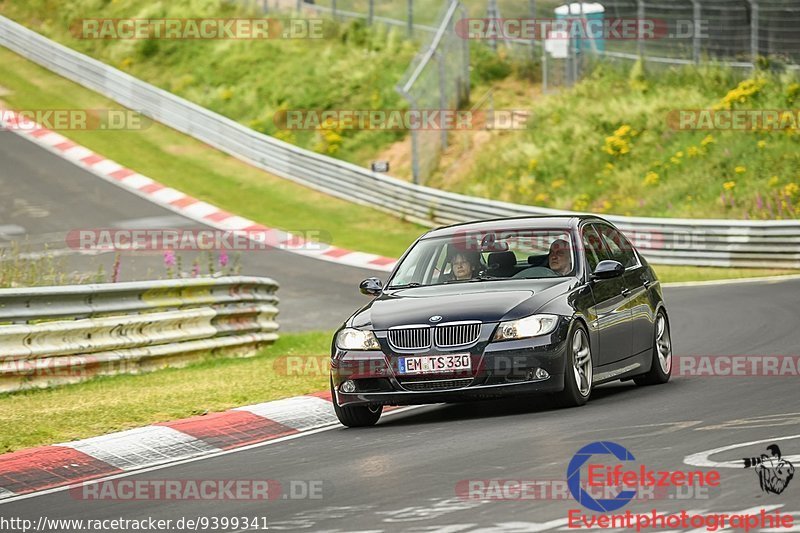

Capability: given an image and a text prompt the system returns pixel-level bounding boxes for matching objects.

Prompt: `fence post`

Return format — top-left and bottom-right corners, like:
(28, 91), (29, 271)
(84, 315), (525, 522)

(368, 0), (374, 25)
(486, 0), (499, 52)
(747, 0), (759, 70)
(437, 51), (448, 149)
(332, 0), (337, 20)
(460, 2), (470, 105)
(636, 0), (645, 57)
(407, 0), (413, 37)
(296, 0), (302, 13)
(530, 0), (537, 63)
(691, 0), (701, 64)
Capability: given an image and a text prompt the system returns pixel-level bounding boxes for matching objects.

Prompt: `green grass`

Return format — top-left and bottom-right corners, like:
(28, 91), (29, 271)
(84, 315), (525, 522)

(1, 48), (796, 282)
(0, 331), (333, 453)
(432, 60), (800, 220)
(0, 0), (416, 164)
(0, 47), (426, 258)
(653, 264), (798, 284)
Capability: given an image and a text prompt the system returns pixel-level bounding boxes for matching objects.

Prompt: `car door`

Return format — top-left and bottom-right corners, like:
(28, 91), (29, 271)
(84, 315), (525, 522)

(582, 224), (633, 366)
(605, 228), (656, 357)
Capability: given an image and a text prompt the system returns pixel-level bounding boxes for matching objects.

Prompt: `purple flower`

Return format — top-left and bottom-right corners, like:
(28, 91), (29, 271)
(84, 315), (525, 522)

(112, 253), (122, 283)
(163, 250), (176, 268)
(756, 192), (763, 211)
(218, 251), (229, 268)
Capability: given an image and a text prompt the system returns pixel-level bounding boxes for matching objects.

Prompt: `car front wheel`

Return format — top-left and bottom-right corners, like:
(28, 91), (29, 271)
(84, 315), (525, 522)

(555, 322), (593, 407)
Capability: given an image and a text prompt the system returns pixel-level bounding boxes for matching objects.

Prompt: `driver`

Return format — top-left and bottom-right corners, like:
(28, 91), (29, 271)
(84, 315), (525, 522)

(548, 239), (573, 275)
(452, 251), (481, 280)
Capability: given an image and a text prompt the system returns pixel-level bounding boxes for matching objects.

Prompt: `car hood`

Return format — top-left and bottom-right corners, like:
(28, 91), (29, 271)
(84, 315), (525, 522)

(350, 278), (576, 330)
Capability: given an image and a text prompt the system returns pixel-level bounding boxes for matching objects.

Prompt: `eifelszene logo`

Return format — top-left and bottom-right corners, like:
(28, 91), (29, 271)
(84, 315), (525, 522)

(743, 444), (795, 495)
(566, 441), (720, 512)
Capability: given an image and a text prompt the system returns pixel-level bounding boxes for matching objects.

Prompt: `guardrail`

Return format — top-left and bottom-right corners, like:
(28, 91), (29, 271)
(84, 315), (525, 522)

(0, 276), (279, 393)
(1, 16), (799, 269)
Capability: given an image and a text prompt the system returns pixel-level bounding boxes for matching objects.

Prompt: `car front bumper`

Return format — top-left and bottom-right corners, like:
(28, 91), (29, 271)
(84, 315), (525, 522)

(331, 333), (569, 407)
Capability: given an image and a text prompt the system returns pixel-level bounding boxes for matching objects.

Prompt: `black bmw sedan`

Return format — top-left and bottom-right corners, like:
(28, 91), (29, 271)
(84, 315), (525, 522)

(330, 216), (672, 427)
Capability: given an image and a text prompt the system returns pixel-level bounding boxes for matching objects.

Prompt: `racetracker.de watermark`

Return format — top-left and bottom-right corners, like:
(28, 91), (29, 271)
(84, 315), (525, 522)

(65, 229), (331, 252)
(71, 18), (326, 40)
(667, 109), (800, 131)
(0, 109), (150, 131)
(273, 109), (529, 131)
(455, 18), (708, 41)
(456, 478), (719, 501)
(70, 479), (327, 501)
(676, 355), (800, 377)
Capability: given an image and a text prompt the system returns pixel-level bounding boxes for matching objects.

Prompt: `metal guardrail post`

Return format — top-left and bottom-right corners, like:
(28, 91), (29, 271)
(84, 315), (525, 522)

(368, 0), (374, 25)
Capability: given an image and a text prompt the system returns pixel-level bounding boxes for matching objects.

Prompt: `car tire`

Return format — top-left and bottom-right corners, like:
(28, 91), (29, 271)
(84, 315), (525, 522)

(331, 378), (383, 427)
(555, 322), (593, 407)
(634, 310), (672, 386)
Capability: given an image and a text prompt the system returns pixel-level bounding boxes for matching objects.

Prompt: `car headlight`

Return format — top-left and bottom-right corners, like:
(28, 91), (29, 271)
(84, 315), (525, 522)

(493, 314), (560, 341)
(336, 328), (381, 350)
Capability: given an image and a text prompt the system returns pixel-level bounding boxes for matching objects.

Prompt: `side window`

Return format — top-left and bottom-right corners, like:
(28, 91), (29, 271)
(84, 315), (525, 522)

(581, 225), (605, 271)
(597, 225), (638, 268)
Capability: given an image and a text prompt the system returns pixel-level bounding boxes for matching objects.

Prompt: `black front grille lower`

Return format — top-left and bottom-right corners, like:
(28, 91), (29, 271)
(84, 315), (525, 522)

(400, 378), (473, 391)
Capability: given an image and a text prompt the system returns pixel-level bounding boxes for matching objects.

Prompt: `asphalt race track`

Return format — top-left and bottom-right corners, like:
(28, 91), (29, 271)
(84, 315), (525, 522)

(0, 131), (377, 332)
(2, 131), (800, 530)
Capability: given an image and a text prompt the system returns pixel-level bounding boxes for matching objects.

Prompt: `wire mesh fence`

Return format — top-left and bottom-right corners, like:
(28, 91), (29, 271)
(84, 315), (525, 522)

(249, 0), (800, 180)
(396, 1), (470, 184)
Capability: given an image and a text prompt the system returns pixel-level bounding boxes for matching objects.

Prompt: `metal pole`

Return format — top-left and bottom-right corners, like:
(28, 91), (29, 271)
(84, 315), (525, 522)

(691, 0), (701, 64)
(487, 0), (499, 52)
(636, 0), (645, 57)
(368, 0), (374, 26)
(461, 2), (470, 105)
(438, 52), (448, 149)
(530, 0), (537, 63)
(407, 0), (413, 37)
(747, 0), (759, 70)
(332, 0), (337, 20)
(577, 2), (584, 80)
(296, 0), (302, 13)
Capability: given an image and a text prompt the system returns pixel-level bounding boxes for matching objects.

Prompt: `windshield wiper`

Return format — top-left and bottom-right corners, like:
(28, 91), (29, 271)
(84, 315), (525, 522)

(387, 282), (422, 289)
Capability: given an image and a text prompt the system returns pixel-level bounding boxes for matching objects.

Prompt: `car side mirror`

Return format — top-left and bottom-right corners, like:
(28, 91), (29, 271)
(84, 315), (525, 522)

(359, 277), (383, 296)
(591, 260), (624, 280)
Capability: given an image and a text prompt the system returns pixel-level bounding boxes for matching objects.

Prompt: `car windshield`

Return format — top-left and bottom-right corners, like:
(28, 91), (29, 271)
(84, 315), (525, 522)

(387, 229), (576, 288)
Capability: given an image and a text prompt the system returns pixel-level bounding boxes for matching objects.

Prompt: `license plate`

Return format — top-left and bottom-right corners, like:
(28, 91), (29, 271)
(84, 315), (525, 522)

(398, 354), (471, 375)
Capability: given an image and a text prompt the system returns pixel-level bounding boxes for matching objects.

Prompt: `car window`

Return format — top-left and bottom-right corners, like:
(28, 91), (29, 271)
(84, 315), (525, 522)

(581, 225), (606, 271)
(387, 229), (576, 287)
(597, 225), (638, 269)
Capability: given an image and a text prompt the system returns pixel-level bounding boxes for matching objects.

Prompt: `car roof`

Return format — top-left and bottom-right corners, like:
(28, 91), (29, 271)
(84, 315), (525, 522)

(421, 215), (608, 239)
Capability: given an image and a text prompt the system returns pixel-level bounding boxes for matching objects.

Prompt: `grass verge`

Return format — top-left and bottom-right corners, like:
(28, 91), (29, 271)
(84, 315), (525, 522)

(0, 49), (795, 283)
(0, 331), (332, 453)
(0, 47), (426, 258)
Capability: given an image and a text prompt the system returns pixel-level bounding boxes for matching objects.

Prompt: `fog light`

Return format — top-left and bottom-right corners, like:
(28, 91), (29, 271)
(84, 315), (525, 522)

(340, 380), (356, 393)
(535, 368), (550, 380)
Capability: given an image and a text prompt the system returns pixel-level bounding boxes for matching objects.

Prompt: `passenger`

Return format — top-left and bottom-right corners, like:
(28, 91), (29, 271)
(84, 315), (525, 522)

(548, 239), (573, 275)
(452, 251), (481, 280)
